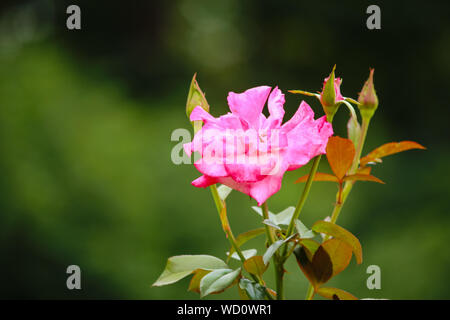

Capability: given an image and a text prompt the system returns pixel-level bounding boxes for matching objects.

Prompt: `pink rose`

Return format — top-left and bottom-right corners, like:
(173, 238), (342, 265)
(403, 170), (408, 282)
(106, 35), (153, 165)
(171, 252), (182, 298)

(184, 86), (333, 205)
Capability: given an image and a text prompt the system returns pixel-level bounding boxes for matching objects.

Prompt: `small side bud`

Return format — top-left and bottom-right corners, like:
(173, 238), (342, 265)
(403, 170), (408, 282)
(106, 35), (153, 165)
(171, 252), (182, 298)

(320, 65), (344, 121)
(358, 68), (379, 120)
(186, 73), (210, 132)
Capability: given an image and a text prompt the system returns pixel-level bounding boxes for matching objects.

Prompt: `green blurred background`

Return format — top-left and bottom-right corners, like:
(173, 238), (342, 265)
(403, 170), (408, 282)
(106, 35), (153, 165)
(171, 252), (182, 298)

(0, 0), (448, 299)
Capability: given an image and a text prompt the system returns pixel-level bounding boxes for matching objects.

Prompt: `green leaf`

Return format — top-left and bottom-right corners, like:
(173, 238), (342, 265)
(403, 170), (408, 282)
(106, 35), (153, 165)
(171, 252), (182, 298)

(243, 256), (268, 277)
(295, 220), (316, 239)
(217, 184), (232, 201)
(228, 249), (257, 261)
(262, 234), (295, 265)
(228, 228), (265, 258)
(237, 283), (250, 300)
(239, 278), (266, 300)
(251, 206), (273, 219)
(311, 221), (363, 264)
(317, 287), (358, 300)
(272, 207), (295, 225)
(251, 206), (296, 226)
(153, 255), (228, 286)
(200, 268), (241, 297)
(263, 219), (281, 230)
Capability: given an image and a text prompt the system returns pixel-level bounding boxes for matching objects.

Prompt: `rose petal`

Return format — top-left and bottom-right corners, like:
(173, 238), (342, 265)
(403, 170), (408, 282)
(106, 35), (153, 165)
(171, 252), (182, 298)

(227, 86), (271, 129)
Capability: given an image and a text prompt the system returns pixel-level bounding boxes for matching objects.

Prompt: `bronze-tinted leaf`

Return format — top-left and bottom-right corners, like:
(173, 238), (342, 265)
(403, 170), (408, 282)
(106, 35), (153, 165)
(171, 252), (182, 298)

(294, 243), (333, 288)
(357, 166), (372, 175)
(326, 136), (356, 180)
(317, 287), (358, 300)
(311, 246), (334, 285)
(188, 269), (211, 293)
(294, 246), (319, 287)
(343, 174), (385, 184)
(311, 221), (363, 264)
(299, 239), (321, 261)
(295, 172), (339, 184)
(360, 141), (426, 167)
(321, 239), (353, 277)
(243, 256), (268, 277)
(219, 205), (230, 234)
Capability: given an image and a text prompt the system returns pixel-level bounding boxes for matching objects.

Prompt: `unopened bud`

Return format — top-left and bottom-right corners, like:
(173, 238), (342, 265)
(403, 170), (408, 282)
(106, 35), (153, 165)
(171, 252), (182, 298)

(186, 73), (210, 133)
(358, 68), (378, 120)
(320, 65), (344, 121)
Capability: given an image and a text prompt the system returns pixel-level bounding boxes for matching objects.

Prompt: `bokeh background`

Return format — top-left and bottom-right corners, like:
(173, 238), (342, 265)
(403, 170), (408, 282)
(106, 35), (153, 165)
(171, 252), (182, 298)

(0, 0), (449, 299)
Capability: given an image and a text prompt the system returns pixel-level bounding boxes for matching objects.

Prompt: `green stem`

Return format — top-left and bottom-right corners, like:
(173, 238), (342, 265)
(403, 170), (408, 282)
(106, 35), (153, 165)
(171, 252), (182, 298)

(351, 118), (370, 174)
(261, 202), (275, 245)
(275, 155), (321, 300)
(275, 263), (284, 300)
(305, 113), (369, 299)
(284, 155), (322, 241)
(262, 202), (284, 300)
(305, 284), (315, 300)
(209, 185), (274, 300)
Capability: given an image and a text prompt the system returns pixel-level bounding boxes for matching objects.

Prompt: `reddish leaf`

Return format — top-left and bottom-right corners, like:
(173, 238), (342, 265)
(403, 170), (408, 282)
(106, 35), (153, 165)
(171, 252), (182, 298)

(343, 174), (385, 184)
(243, 256), (268, 277)
(294, 243), (333, 288)
(321, 239), (353, 277)
(326, 136), (356, 180)
(357, 166), (372, 175)
(311, 246), (334, 285)
(360, 141), (426, 167)
(295, 172), (339, 184)
(311, 221), (363, 264)
(317, 287), (358, 300)
(299, 239), (321, 261)
(294, 247), (319, 287)
(188, 269), (211, 293)
(219, 205), (231, 234)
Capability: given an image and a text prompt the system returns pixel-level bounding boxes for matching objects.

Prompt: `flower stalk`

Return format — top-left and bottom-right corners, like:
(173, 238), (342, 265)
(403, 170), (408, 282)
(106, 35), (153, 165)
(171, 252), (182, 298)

(210, 185), (274, 300)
